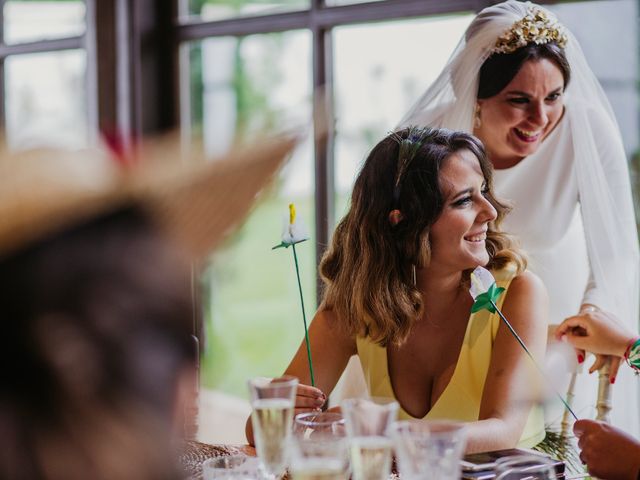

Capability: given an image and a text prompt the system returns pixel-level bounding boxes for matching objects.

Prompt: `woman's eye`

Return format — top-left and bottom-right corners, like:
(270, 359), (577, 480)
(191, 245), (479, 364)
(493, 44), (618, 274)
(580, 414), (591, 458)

(546, 92), (562, 101)
(453, 196), (472, 207)
(508, 97), (529, 105)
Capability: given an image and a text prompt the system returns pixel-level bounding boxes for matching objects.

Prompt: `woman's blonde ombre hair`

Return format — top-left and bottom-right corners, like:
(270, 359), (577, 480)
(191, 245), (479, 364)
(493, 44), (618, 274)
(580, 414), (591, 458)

(320, 127), (525, 347)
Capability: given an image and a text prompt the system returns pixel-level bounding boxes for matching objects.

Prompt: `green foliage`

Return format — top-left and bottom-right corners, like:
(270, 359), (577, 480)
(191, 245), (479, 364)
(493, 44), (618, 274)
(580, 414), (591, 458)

(534, 430), (587, 477)
(189, 43), (204, 136)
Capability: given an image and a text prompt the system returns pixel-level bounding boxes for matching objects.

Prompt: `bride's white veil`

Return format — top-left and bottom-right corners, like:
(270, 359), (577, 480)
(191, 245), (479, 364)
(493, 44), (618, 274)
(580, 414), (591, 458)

(399, 0), (639, 434)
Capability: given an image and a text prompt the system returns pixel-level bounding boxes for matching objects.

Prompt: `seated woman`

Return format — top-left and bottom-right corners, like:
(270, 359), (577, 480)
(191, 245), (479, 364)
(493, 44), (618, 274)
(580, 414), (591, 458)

(247, 127), (548, 452)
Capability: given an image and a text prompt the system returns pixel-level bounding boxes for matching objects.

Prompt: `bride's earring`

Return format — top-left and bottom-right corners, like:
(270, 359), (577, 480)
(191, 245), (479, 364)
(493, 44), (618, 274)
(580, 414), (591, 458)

(474, 104), (482, 129)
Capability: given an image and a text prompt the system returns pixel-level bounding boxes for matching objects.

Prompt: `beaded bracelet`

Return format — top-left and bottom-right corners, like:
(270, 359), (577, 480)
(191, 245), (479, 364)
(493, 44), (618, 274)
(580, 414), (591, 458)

(624, 336), (640, 374)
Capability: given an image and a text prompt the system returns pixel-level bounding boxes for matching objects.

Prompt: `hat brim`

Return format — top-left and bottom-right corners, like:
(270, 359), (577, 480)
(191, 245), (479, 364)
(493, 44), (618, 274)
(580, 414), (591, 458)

(0, 134), (297, 259)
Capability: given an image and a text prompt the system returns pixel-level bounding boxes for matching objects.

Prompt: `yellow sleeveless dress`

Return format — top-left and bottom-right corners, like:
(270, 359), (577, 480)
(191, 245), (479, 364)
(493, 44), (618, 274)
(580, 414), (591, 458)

(356, 265), (545, 448)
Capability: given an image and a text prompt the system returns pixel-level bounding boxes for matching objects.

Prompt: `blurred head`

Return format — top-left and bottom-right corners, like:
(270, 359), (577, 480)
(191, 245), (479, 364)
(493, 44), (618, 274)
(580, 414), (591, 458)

(474, 42), (570, 166)
(0, 137), (293, 480)
(320, 127), (523, 346)
(0, 206), (196, 480)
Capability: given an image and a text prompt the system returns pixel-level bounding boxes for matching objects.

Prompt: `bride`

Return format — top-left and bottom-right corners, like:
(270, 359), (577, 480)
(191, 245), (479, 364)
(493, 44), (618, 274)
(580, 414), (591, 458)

(398, 0), (639, 434)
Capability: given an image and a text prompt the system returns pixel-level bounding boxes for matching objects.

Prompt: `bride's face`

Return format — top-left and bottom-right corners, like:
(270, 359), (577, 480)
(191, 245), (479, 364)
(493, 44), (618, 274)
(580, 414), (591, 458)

(474, 58), (565, 168)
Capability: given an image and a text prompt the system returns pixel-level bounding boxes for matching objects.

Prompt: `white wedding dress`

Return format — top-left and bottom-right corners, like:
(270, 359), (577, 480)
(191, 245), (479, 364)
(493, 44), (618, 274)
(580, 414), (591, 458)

(492, 108), (635, 428)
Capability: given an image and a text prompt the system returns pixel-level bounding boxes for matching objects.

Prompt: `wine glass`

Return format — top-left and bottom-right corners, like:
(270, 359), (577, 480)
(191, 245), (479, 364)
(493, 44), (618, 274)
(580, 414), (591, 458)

(494, 454), (556, 480)
(248, 375), (299, 480)
(294, 411), (346, 438)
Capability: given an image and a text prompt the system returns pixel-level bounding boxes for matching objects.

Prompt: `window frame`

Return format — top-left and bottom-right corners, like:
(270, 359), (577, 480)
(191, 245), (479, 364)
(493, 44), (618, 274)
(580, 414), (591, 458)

(173, 0), (563, 300)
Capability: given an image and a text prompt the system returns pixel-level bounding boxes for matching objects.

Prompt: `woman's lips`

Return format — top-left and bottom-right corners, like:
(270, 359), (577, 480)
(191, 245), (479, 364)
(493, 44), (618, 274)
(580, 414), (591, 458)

(514, 127), (542, 143)
(464, 233), (487, 243)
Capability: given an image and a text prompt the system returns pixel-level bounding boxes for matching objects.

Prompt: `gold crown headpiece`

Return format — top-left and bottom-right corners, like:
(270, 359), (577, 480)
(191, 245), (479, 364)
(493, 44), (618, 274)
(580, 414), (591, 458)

(493, 7), (568, 55)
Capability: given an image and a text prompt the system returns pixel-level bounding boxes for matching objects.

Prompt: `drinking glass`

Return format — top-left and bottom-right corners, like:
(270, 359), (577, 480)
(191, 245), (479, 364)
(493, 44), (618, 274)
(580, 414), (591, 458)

(387, 420), (431, 480)
(494, 454), (556, 480)
(418, 420), (467, 480)
(202, 455), (260, 480)
(289, 433), (350, 480)
(248, 375), (299, 480)
(294, 412), (346, 438)
(341, 397), (399, 480)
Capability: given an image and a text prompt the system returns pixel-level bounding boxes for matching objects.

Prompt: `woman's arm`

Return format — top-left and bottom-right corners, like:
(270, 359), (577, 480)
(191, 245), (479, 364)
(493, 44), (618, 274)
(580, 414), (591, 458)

(465, 270), (548, 453)
(245, 309), (357, 445)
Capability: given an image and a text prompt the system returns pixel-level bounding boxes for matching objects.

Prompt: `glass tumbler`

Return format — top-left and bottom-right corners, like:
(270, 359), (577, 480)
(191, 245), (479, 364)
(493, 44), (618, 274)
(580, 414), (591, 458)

(248, 375), (299, 480)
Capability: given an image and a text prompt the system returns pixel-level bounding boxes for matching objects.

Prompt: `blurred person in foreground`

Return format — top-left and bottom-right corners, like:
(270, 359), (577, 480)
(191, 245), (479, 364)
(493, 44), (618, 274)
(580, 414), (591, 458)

(555, 311), (640, 480)
(0, 136), (294, 480)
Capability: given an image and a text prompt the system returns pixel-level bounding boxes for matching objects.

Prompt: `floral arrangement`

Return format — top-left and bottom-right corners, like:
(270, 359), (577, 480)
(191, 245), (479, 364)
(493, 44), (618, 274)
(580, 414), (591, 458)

(493, 7), (568, 54)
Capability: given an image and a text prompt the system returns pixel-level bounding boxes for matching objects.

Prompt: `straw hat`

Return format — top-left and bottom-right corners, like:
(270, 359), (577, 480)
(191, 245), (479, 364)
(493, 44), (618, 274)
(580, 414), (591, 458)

(0, 133), (297, 260)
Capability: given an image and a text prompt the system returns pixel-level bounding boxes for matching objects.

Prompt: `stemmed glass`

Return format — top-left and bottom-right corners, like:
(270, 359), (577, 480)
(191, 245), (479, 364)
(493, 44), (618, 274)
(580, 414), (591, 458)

(294, 411), (346, 438)
(248, 375), (299, 480)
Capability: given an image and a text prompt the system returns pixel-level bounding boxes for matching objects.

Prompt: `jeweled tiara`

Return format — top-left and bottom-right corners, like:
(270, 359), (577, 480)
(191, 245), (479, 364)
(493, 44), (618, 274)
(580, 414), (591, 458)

(493, 7), (568, 55)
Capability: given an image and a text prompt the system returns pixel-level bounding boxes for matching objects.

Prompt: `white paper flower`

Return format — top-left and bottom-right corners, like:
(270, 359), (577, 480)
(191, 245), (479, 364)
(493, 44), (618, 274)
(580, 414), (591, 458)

(469, 266), (495, 300)
(273, 203), (309, 249)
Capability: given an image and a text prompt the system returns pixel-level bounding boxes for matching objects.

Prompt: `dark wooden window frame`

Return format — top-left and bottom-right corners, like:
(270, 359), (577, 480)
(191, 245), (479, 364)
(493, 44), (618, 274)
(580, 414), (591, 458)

(172, 0), (560, 299)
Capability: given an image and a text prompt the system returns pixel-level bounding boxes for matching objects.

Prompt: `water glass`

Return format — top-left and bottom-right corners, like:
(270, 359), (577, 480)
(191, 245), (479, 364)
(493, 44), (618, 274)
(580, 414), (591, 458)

(289, 433), (350, 480)
(248, 375), (299, 480)
(494, 454), (556, 480)
(294, 412), (346, 438)
(202, 455), (259, 480)
(419, 420), (467, 480)
(387, 420), (431, 480)
(341, 397), (399, 480)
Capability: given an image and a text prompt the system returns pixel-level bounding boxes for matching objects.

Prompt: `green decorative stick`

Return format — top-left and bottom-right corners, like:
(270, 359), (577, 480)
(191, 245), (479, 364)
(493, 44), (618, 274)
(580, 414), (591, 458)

(273, 203), (315, 386)
(470, 266), (578, 421)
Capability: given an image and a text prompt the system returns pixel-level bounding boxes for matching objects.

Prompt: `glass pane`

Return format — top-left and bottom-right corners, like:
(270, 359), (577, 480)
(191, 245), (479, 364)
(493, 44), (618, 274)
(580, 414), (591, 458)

(4, 0), (85, 45)
(182, 0), (308, 23)
(333, 14), (473, 218)
(547, 1), (638, 155)
(186, 31), (313, 444)
(5, 49), (88, 149)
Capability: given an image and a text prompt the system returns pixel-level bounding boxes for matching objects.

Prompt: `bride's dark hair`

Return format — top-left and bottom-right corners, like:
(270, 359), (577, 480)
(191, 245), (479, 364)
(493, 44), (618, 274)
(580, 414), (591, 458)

(478, 42), (571, 99)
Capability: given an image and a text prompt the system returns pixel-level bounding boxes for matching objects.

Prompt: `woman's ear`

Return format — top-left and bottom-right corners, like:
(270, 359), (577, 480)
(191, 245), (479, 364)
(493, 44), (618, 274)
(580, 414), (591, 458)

(388, 209), (403, 226)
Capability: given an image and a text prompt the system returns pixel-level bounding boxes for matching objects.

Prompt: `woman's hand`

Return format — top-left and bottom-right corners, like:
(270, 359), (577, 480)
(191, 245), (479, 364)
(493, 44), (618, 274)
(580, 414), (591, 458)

(574, 419), (640, 480)
(556, 309), (635, 382)
(555, 310), (634, 357)
(295, 383), (327, 415)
